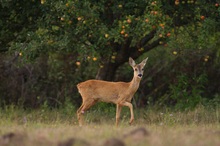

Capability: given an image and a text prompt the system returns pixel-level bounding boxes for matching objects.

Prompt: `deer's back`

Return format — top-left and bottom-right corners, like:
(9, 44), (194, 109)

(77, 79), (129, 103)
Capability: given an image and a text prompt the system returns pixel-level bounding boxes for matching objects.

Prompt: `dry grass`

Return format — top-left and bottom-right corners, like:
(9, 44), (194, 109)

(0, 106), (219, 146)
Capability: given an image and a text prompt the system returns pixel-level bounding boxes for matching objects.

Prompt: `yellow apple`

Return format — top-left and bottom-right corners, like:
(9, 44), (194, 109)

(105, 34), (109, 38)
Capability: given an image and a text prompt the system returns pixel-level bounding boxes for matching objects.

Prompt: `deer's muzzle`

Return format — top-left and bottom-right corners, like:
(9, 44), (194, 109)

(138, 74), (143, 78)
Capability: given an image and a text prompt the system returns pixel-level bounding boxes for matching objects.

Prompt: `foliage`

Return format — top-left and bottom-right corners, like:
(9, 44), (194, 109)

(0, 0), (220, 110)
(169, 73), (207, 110)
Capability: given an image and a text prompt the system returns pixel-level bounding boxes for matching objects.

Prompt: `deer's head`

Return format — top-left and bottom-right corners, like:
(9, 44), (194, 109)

(129, 57), (148, 78)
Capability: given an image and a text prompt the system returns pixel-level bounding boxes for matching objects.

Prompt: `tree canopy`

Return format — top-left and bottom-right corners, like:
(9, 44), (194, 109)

(0, 0), (220, 109)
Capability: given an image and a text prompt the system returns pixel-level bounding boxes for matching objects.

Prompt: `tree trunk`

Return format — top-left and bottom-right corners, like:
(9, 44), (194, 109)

(95, 61), (119, 81)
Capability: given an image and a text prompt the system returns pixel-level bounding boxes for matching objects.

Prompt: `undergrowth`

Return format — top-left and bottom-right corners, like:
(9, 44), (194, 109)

(0, 104), (219, 126)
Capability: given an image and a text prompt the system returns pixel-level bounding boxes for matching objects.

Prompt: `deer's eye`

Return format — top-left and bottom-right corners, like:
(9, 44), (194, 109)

(135, 68), (138, 71)
(142, 68), (144, 71)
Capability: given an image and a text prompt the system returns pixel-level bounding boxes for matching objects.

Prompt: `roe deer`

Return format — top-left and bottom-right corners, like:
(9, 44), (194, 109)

(76, 57), (148, 126)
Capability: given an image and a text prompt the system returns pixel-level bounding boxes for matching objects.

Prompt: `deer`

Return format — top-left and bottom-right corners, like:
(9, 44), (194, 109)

(76, 57), (148, 126)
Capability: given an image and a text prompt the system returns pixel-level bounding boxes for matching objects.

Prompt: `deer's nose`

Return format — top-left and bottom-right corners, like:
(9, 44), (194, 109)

(138, 74), (143, 77)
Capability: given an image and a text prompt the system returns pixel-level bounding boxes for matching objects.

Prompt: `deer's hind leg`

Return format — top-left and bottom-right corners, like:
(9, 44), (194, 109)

(76, 98), (97, 126)
(76, 103), (85, 125)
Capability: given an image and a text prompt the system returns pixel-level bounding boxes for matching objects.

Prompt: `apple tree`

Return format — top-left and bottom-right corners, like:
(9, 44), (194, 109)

(3, 0), (220, 81)
(1, 0), (220, 107)
(41, 0), (219, 81)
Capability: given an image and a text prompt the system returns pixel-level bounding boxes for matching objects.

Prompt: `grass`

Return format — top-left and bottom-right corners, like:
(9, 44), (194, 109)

(0, 105), (219, 146)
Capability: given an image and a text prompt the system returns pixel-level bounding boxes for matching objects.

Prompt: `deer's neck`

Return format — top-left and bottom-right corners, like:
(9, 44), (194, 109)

(129, 76), (141, 92)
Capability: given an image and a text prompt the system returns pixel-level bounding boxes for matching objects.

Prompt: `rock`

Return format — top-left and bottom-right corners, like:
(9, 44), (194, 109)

(58, 138), (90, 146)
(0, 132), (27, 146)
(1, 132), (15, 140)
(103, 138), (125, 146)
(123, 127), (149, 141)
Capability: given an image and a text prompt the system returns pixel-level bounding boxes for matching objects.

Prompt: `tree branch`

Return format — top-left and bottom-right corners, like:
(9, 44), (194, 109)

(131, 38), (162, 60)
(143, 38), (162, 52)
(139, 30), (157, 48)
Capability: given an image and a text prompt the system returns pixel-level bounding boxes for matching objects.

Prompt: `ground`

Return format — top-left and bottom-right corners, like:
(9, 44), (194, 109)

(0, 107), (219, 146)
(0, 123), (219, 146)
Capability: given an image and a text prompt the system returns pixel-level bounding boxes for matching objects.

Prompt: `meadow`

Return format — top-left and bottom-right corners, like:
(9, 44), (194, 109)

(0, 105), (219, 146)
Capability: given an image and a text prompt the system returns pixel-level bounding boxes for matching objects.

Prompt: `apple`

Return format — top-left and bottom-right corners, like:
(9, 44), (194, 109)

(151, 2), (156, 5)
(215, 3), (219, 7)
(118, 4), (123, 8)
(41, 0), (45, 4)
(60, 17), (65, 21)
(167, 32), (171, 37)
(105, 34), (109, 38)
(138, 48), (144, 52)
(127, 19), (131, 24)
(175, 0), (179, 5)
(145, 18), (149, 23)
(200, 15), (205, 20)
(160, 24), (165, 29)
(76, 61), (81, 66)
(124, 33), (129, 37)
(120, 30), (125, 35)
(173, 51), (177, 55)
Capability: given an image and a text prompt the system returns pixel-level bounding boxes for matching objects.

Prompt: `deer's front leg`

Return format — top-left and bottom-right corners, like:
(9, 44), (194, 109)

(116, 104), (122, 127)
(121, 102), (134, 125)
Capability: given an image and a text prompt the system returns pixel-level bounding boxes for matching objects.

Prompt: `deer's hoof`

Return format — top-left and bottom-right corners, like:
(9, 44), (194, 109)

(129, 119), (134, 125)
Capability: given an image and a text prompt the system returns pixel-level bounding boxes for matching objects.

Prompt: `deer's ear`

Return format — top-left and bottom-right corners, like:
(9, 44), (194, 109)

(140, 57), (148, 67)
(129, 57), (136, 67)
